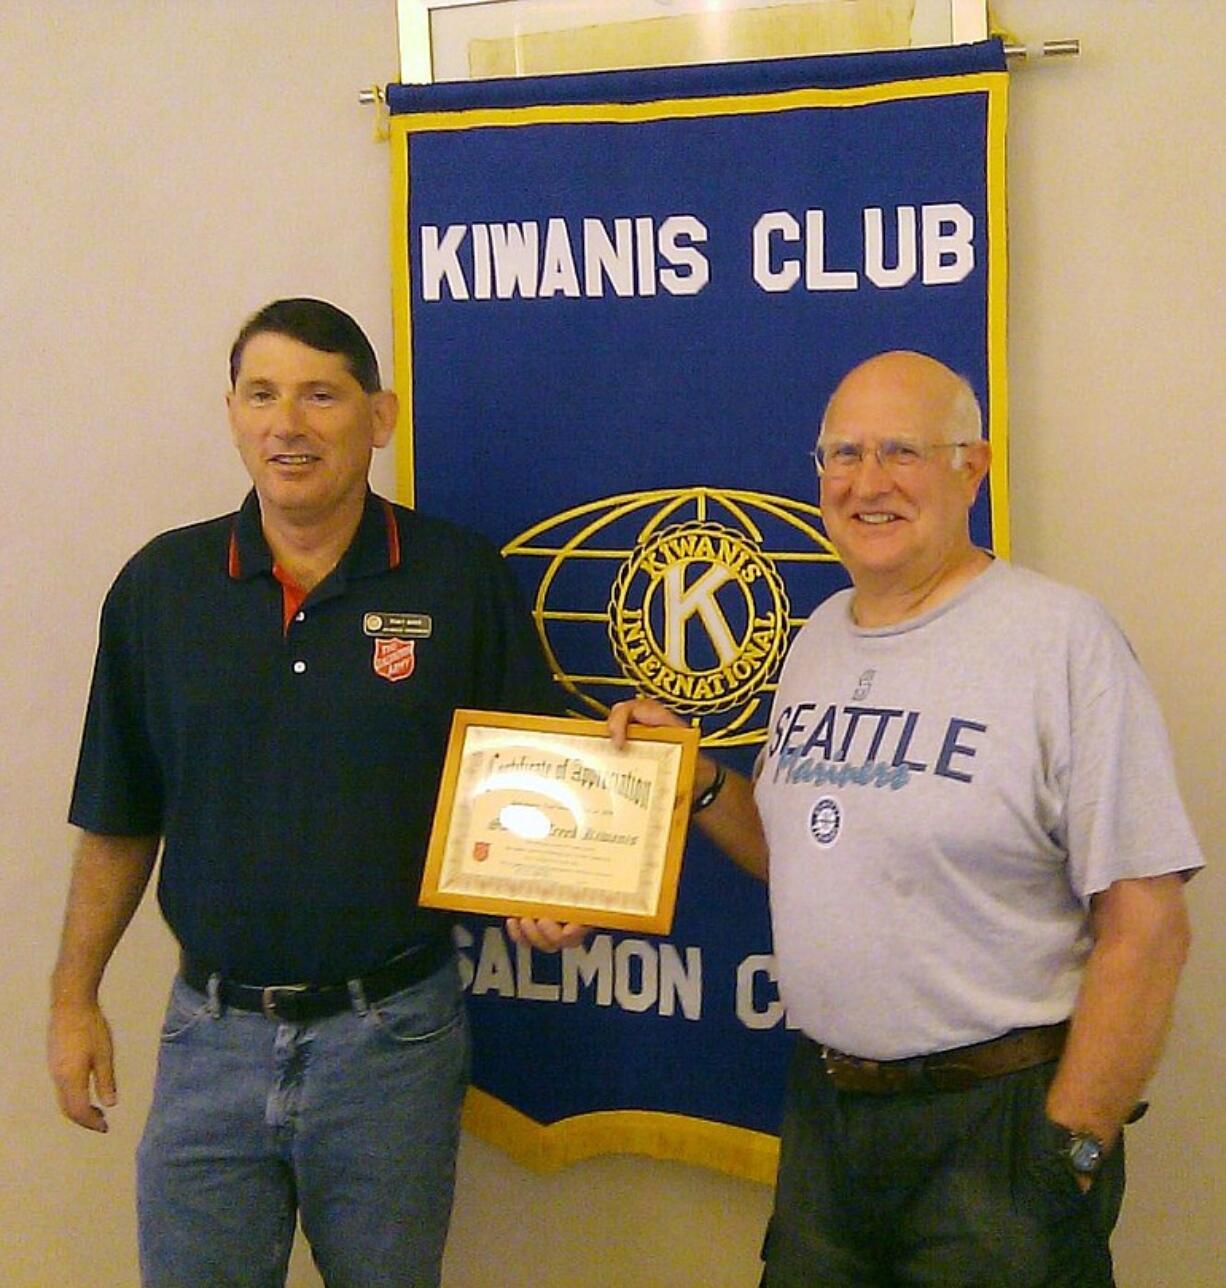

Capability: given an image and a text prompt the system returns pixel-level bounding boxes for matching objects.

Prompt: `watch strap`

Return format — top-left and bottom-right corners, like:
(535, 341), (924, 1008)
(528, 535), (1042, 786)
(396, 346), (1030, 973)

(692, 762), (726, 814)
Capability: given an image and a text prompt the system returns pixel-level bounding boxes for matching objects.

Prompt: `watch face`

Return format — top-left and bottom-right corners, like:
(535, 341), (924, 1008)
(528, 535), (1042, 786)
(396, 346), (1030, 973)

(1068, 1135), (1104, 1174)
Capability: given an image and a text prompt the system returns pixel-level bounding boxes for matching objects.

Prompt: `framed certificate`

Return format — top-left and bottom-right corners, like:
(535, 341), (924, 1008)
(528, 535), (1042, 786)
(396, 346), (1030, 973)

(420, 710), (700, 934)
(397, 0), (989, 84)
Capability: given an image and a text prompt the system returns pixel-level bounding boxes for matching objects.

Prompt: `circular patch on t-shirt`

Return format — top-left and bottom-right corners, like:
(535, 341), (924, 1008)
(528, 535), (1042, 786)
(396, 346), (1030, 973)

(808, 795), (842, 847)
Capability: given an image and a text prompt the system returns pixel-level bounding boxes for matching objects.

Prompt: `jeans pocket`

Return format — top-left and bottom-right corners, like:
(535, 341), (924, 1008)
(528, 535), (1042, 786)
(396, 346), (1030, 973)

(160, 976), (213, 1043)
(1020, 1102), (1093, 1220)
(366, 962), (465, 1047)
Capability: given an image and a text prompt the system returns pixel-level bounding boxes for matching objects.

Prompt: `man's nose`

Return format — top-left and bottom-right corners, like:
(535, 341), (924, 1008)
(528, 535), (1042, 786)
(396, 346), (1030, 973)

(851, 447), (892, 492)
(269, 396), (304, 437)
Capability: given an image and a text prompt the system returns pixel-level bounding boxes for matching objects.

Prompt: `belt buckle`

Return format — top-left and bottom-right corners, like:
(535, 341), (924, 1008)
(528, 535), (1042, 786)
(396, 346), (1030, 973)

(819, 1046), (847, 1081)
(822, 1048), (880, 1092)
(261, 983), (309, 1020)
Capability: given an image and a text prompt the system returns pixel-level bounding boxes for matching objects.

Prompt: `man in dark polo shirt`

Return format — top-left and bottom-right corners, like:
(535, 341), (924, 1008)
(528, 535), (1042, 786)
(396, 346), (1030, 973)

(48, 298), (580, 1287)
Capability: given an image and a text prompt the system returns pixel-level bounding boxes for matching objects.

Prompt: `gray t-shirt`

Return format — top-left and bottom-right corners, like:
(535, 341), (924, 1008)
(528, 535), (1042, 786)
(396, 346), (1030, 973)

(755, 558), (1203, 1060)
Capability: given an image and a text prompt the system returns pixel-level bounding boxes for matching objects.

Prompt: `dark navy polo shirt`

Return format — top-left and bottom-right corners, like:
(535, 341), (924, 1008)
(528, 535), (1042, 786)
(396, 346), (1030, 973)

(70, 490), (561, 982)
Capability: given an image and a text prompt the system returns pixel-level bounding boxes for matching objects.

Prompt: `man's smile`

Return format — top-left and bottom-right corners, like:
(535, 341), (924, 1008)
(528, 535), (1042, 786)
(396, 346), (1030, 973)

(854, 512), (901, 524)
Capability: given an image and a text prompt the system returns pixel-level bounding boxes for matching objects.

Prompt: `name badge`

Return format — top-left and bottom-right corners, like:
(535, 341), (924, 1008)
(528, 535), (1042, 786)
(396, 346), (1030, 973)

(363, 612), (433, 639)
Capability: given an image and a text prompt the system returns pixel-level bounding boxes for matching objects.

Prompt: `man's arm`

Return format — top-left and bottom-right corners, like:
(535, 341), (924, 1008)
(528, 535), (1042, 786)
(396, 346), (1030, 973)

(1045, 873), (1192, 1152)
(48, 830), (159, 1132)
(607, 698), (768, 881)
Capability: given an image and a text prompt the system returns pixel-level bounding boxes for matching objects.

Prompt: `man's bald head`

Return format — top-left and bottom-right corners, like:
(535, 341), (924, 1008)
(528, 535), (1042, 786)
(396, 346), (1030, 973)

(820, 351), (982, 453)
(813, 350), (992, 616)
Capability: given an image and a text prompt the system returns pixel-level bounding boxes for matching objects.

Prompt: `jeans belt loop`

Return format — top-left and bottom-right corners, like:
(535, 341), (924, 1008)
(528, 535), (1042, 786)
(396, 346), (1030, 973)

(347, 976), (370, 1017)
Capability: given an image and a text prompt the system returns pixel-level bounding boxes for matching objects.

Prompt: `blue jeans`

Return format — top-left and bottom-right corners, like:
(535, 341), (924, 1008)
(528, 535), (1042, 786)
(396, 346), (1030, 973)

(761, 1037), (1126, 1286)
(136, 958), (468, 1288)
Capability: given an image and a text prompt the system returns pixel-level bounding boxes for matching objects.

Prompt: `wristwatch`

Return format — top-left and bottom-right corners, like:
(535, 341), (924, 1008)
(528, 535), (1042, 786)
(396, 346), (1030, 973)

(1050, 1123), (1106, 1179)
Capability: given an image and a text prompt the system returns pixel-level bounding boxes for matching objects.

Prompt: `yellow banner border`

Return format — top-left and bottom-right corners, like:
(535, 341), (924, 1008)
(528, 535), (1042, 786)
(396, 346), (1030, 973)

(463, 1086), (779, 1184)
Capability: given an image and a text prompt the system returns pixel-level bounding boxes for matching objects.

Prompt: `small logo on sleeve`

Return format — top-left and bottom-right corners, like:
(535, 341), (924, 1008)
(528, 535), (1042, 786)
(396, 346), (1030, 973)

(808, 796), (842, 847)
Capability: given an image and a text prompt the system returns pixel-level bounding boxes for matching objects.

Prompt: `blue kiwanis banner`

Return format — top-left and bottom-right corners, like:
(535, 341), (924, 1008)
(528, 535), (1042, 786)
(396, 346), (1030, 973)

(387, 40), (1009, 1181)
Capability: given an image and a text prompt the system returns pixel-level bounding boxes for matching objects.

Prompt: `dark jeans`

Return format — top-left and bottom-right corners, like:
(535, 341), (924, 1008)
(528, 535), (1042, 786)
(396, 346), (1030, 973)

(760, 1037), (1125, 1287)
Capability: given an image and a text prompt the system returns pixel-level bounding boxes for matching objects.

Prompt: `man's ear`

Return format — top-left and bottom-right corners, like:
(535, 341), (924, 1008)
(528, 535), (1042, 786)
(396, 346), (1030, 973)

(370, 390), (398, 448)
(962, 440), (991, 502)
(225, 389), (239, 446)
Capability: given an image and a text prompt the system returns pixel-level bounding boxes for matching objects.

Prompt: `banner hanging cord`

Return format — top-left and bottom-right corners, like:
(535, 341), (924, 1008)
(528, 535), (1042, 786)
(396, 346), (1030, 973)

(361, 84), (390, 141)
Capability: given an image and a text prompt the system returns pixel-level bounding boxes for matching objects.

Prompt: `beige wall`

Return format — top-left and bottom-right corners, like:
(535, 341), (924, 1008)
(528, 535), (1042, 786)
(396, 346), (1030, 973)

(2, 2), (1220, 1284)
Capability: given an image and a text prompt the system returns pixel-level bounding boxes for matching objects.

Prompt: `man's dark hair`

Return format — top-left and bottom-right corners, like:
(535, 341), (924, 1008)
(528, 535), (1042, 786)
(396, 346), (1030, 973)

(229, 298), (382, 392)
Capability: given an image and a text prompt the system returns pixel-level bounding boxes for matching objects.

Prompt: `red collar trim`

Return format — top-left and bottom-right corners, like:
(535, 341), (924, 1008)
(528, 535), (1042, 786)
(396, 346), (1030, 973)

(381, 497), (401, 569)
(272, 563), (309, 633)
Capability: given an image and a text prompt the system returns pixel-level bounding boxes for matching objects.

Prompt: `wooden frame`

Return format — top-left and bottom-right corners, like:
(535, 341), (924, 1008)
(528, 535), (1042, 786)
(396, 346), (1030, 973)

(420, 710), (699, 934)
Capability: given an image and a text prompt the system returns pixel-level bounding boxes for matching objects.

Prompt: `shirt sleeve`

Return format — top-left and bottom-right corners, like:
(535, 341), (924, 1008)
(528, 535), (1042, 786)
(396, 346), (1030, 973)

(476, 543), (567, 718)
(1062, 604), (1203, 901)
(68, 561), (164, 835)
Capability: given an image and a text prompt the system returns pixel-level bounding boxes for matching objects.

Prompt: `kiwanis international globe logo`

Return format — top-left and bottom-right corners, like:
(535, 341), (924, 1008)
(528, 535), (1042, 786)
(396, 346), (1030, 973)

(608, 521), (788, 715)
(502, 487), (842, 745)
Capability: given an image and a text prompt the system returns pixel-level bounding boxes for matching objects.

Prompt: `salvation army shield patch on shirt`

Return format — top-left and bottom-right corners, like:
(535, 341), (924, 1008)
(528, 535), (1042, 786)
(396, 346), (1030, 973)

(372, 637), (416, 682)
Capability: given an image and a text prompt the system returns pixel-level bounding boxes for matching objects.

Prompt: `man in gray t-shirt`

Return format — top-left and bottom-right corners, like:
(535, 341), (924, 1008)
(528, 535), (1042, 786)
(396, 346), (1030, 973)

(610, 351), (1201, 1286)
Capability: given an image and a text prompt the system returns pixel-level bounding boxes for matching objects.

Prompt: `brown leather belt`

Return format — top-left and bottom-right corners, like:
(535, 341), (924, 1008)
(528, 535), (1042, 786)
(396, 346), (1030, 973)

(817, 1022), (1069, 1094)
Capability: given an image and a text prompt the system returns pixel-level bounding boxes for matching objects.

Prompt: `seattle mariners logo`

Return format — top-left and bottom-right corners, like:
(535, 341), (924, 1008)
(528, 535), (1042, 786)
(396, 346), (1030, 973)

(502, 486), (842, 745)
(808, 796), (842, 847)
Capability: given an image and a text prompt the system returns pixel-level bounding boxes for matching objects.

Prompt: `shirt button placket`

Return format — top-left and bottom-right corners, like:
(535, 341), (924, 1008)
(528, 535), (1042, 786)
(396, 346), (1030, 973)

(289, 607), (307, 675)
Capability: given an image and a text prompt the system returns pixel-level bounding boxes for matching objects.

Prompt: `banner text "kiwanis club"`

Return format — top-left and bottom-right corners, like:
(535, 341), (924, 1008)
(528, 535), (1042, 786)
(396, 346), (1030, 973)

(419, 205), (975, 302)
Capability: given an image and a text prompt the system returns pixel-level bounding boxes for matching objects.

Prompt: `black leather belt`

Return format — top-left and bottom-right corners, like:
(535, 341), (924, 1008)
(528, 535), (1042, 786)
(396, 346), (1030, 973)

(816, 1022), (1069, 1094)
(180, 938), (454, 1023)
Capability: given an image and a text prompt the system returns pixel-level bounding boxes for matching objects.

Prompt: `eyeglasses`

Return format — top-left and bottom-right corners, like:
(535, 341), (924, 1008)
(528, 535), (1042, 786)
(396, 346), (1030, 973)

(809, 439), (973, 478)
